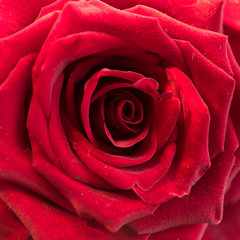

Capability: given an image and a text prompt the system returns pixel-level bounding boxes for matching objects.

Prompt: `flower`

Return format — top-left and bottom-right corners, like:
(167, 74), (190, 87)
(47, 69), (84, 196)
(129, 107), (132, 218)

(0, 0), (239, 239)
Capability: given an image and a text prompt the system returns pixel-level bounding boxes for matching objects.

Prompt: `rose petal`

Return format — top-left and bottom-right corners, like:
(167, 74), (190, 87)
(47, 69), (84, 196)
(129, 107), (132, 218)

(224, 0), (240, 65)
(129, 121), (238, 234)
(32, 154), (157, 232)
(35, 0), (184, 72)
(228, 44), (240, 154)
(0, 11), (59, 84)
(70, 119), (158, 167)
(151, 92), (180, 151)
(0, 182), (148, 240)
(225, 172), (240, 204)
(126, 4), (232, 74)
(48, 72), (113, 189)
(102, 0), (225, 32)
(202, 200), (240, 240)
(224, 0), (240, 31)
(0, 0), (56, 38)
(101, 96), (150, 148)
(74, 141), (175, 191)
(149, 223), (208, 240)
(0, 199), (30, 240)
(38, 0), (80, 19)
(133, 67), (210, 204)
(33, 32), (138, 117)
(29, 65), (112, 189)
(80, 68), (152, 148)
(176, 39), (235, 158)
(0, 54), (72, 211)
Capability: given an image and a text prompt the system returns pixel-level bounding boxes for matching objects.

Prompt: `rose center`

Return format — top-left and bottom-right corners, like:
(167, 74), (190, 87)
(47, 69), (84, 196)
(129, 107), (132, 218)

(122, 100), (134, 121)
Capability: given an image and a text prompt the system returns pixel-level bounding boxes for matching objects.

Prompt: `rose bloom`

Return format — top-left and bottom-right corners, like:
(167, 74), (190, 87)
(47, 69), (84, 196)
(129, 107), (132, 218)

(0, 0), (240, 239)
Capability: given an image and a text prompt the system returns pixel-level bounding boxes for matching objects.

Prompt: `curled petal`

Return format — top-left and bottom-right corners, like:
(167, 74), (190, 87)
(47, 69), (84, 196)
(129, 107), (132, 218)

(133, 67), (210, 205)
(32, 154), (157, 232)
(126, 4), (232, 74)
(0, 11), (59, 84)
(0, 0), (56, 38)
(0, 199), (30, 240)
(35, 0), (184, 72)
(149, 223), (208, 240)
(0, 182), (148, 240)
(102, 0), (225, 32)
(129, 121), (238, 234)
(202, 200), (240, 240)
(176, 40), (235, 158)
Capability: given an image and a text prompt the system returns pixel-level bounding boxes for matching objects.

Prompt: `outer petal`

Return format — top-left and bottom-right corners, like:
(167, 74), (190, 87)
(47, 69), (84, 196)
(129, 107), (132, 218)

(34, 0), (184, 73)
(0, 54), (72, 211)
(32, 152), (157, 232)
(224, 0), (240, 64)
(202, 200), (240, 240)
(227, 45), (240, 190)
(149, 223), (208, 240)
(0, 0), (56, 38)
(0, 182), (148, 240)
(0, 199), (30, 240)
(225, 172), (240, 204)
(102, 0), (225, 32)
(0, 10), (59, 84)
(175, 40), (235, 158)
(38, 0), (80, 19)
(129, 122), (238, 234)
(126, 4), (232, 75)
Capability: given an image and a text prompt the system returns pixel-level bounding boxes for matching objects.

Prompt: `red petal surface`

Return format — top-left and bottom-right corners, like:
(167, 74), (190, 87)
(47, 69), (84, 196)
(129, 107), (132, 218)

(149, 223), (208, 240)
(202, 200), (240, 240)
(0, 199), (30, 240)
(176, 40), (235, 158)
(133, 67), (210, 204)
(0, 54), (72, 211)
(126, 4), (232, 74)
(224, 0), (240, 65)
(0, 11), (59, 84)
(35, 0), (184, 71)
(129, 121), (238, 234)
(0, 0), (56, 38)
(32, 153), (157, 232)
(102, 0), (225, 32)
(0, 182), (148, 240)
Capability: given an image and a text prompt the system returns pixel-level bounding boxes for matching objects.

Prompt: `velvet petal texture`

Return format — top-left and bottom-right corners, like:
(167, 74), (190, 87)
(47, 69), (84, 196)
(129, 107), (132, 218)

(101, 0), (225, 32)
(202, 200), (240, 240)
(0, 10), (59, 84)
(133, 67), (211, 205)
(0, 199), (30, 240)
(0, 0), (240, 239)
(126, 5), (234, 158)
(0, 54), (72, 212)
(129, 122), (238, 234)
(0, 0), (56, 38)
(149, 223), (208, 240)
(224, 0), (240, 65)
(0, 182), (149, 240)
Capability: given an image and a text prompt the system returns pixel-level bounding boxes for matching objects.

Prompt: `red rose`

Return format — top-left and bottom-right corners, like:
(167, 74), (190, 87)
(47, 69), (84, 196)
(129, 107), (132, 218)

(0, 0), (239, 239)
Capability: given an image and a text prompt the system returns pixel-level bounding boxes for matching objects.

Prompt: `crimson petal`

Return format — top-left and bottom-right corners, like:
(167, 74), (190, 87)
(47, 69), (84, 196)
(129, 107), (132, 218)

(133, 67), (210, 204)
(129, 121), (238, 234)
(32, 154), (157, 232)
(126, 4), (232, 74)
(0, 182), (148, 240)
